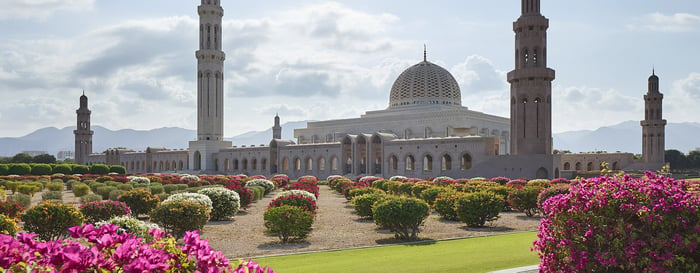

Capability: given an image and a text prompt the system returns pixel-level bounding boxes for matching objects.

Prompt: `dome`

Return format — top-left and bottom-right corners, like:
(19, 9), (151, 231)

(389, 60), (461, 108)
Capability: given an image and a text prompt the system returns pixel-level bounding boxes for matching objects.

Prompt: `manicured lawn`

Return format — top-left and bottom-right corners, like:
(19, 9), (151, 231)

(255, 231), (539, 273)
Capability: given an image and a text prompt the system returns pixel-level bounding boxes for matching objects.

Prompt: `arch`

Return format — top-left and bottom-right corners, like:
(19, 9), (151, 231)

(587, 162), (594, 171)
(294, 157), (302, 171)
(423, 154), (433, 171)
(282, 157), (290, 171)
(318, 157), (326, 171)
(159, 161), (164, 171)
(389, 154), (398, 171)
(460, 153), (472, 170)
(441, 154), (452, 171)
(242, 158), (248, 170)
(224, 159), (230, 171)
(563, 162), (571, 170)
(405, 155), (415, 171)
(305, 157), (313, 171)
(356, 135), (368, 174)
(522, 47), (529, 67)
(330, 156), (339, 171)
(233, 159), (239, 170)
(536, 167), (548, 179)
(171, 161), (176, 171)
(612, 161), (619, 170)
(554, 168), (560, 178)
(261, 158), (267, 170)
(575, 162), (582, 171)
(252, 158), (258, 170)
(214, 158), (219, 172)
(371, 134), (383, 174)
(179, 160), (184, 170)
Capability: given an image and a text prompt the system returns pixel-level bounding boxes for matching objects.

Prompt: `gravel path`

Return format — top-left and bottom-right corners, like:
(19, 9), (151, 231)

(201, 186), (541, 259)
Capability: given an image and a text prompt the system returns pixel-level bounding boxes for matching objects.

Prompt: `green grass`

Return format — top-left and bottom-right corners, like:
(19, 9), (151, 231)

(254, 231), (539, 273)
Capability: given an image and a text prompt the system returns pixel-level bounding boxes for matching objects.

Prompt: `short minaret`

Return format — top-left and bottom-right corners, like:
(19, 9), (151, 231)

(74, 91), (93, 164)
(641, 70), (666, 164)
(272, 114), (282, 139)
(188, 0), (232, 172)
(507, 0), (556, 155)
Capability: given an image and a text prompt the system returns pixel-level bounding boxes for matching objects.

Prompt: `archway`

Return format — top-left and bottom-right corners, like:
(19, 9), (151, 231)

(536, 167), (548, 179)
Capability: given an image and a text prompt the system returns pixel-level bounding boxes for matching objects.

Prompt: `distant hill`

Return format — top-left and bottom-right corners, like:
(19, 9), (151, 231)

(553, 120), (700, 154)
(1, 120), (698, 157)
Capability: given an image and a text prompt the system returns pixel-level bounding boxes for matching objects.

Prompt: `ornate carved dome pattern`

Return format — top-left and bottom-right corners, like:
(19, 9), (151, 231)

(389, 61), (461, 108)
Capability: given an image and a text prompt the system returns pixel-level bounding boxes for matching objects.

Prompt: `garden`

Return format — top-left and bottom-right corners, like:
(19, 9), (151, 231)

(0, 162), (698, 272)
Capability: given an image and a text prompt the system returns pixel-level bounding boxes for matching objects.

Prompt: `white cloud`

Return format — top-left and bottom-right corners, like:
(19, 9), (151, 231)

(666, 72), (700, 123)
(628, 12), (700, 32)
(0, 0), (94, 20)
(451, 55), (508, 93)
(552, 85), (642, 133)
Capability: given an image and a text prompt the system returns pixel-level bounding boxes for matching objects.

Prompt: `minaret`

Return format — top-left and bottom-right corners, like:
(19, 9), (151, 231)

(507, 0), (555, 155)
(641, 70), (666, 164)
(189, 0), (232, 171)
(272, 113), (282, 139)
(74, 91), (93, 164)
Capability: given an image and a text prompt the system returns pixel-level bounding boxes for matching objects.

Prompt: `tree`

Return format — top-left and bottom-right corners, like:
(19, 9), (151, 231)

(11, 153), (33, 163)
(687, 150), (700, 169)
(664, 150), (689, 170)
(33, 154), (56, 164)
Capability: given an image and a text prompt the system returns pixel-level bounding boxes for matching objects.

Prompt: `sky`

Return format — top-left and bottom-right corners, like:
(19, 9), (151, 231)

(1, 0), (699, 138)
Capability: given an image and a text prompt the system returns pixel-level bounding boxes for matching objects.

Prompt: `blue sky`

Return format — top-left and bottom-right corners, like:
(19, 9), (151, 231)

(1, 0), (699, 138)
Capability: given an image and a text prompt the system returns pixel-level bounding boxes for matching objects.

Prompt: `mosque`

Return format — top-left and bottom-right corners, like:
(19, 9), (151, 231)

(76, 0), (666, 179)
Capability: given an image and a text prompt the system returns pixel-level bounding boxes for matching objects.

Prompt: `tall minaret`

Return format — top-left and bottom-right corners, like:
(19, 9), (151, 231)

(507, 0), (555, 155)
(196, 0), (224, 141)
(272, 114), (282, 139)
(641, 71), (666, 164)
(74, 91), (93, 164)
(189, 0), (231, 172)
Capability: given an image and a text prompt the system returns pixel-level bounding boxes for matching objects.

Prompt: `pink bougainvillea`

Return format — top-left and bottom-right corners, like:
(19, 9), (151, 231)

(533, 172), (700, 272)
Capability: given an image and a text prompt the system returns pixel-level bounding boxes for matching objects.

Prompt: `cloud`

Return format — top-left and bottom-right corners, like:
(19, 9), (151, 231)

(666, 72), (700, 122)
(627, 12), (700, 32)
(451, 55), (508, 93)
(552, 85), (641, 132)
(0, 0), (94, 20)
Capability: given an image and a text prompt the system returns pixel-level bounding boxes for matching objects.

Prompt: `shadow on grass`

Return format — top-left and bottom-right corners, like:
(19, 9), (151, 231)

(460, 225), (515, 232)
(375, 237), (439, 246)
(257, 241), (311, 251)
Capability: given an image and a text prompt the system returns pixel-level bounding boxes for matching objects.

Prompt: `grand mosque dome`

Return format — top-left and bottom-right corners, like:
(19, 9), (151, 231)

(389, 57), (462, 109)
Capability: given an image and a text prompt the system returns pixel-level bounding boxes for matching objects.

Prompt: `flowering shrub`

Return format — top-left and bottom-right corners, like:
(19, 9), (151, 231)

(226, 184), (254, 208)
(275, 189), (317, 202)
(372, 196), (430, 241)
(351, 193), (387, 219)
(198, 187), (240, 221)
(456, 192), (504, 227)
(0, 224), (274, 272)
(117, 189), (160, 217)
(21, 201), (85, 241)
(432, 176), (456, 186)
(72, 183), (91, 197)
(151, 201), (210, 239)
(263, 205), (314, 243)
(0, 214), (18, 236)
(549, 178), (571, 185)
(268, 194), (318, 214)
(95, 215), (161, 242)
(505, 179), (528, 188)
(534, 173), (700, 272)
(0, 200), (25, 218)
(346, 187), (384, 201)
(434, 191), (465, 221)
(419, 186), (452, 206)
(270, 174), (290, 188)
(536, 186), (570, 211)
(389, 175), (407, 182)
(163, 192), (213, 212)
(285, 181), (319, 199)
(527, 179), (551, 188)
(246, 179), (276, 194)
(507, 186), (544, 217)
(490, 176), (510, 185)
(358, 176), (382, 185)
(129, 176), (151, 184)
(79, 200), (131, 223)
(410, 182), (432, 197)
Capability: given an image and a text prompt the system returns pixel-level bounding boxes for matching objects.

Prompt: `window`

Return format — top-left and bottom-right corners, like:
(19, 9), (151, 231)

(319, 158), (326, 171)
(460, 154), (472, 170)
(405, 155), (415, 171)
(441, 155), (452, 171)
(423, 155), (433, 171)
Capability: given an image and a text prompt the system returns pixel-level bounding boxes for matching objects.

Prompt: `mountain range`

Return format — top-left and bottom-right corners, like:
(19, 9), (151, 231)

(1, 120), (698, 157)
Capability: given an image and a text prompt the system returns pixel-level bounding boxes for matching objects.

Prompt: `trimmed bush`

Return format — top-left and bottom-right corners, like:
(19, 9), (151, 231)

(0, 214), (18, 236)
(94, 215), (162, 242)
(150, 201), (210, 239)
(72, 165), (89, 174)
(263, 205), (314, 243)
(150, 185), (165, 194)
(0, 200), (25, 218)
(8, 164), (31, 175)
(508, 186), (544, 217)
(117, 189), (160, 217)
(456, 192), (504, 227)
(372, 196), (430, 241)
(30, 164), (52, 175)
(46, 182), (64, 191)
(0, 164), (8, 175)
(410, 182), (432, 197)
(351, 193), (386, 219)
(21, 201), (84, 241)
(156, 193), (170, 202)
(433, 191), (465, 221)
(268, 194), (318, 214)
(109, 165), (126, 174)
(117, 183), (133, 191)
(275, 189), (317, 202)
(89, 164), (110, 175)
(419, 186), (452, 205)
(41, 190), (63, 202)
(129, 176), (151, 184)
(163, 184), (178, 193)
(249, 185), (265, 200)
(72, 183), (91, 197)
(52, 164), (72, 174)
(5, 181), (19, 194)
(80, 200), (131, 223)
(245, 179), (275, 194)
(6, 194), (31, 210)
(162, 192), (213, 213)
(17, 184), (40, 196)
(80, 194), (103, 204)
(96, 185), (118, 200)
(227, 185), (254, 208)
(108, 189), (124, 201)
(534, 173), (700, 272)
(198, 187), (240, 221)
